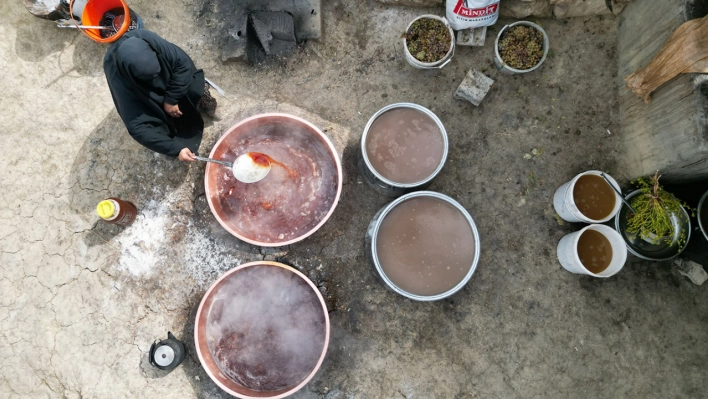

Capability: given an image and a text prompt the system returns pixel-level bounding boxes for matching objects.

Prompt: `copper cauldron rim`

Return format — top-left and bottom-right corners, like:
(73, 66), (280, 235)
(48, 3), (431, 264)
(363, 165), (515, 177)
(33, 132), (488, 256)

(194, 261), (331, 399)
(205, 113), (343, 247)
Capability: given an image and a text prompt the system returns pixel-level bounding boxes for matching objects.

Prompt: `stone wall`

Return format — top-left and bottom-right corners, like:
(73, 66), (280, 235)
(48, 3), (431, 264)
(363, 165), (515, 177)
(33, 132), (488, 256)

(375, 0), (632, 17)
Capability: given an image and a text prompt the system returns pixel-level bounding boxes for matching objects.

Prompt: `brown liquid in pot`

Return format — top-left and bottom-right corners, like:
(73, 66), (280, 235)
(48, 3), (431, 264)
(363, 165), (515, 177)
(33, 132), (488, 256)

(376, 197), (476, 296)
(365, 108), (444, 184)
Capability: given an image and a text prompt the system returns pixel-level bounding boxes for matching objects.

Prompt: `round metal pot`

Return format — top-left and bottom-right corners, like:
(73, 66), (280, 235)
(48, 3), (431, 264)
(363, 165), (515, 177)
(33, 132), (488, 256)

(698, 189), (708, 241)
(205, 113), (342, 247)
(358, 103), (449, 197)
(195, 261), (330, 399)
(365, 191), (480, 301)
(614, 189), (692, 261)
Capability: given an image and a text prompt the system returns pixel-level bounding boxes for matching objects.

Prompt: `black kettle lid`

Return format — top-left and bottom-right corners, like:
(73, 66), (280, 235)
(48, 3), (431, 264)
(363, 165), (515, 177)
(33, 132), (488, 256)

(149, 331), (186, 371)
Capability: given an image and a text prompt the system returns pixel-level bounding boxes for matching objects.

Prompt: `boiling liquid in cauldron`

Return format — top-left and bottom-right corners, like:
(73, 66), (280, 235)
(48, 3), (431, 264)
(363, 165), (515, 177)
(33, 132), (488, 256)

(376, 197), (476, 296)
(577, 229), (613, 274)
(211, 120), (339, 243)
(206, 265), (326, 392)
(365, 108), (444, 184)
(572, 175), (616, 220)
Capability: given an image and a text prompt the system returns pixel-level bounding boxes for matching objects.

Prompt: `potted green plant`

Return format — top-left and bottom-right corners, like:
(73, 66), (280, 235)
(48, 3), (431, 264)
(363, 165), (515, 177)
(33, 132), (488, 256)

(614, 171), (693, 260)
(403, 15), (455, 69)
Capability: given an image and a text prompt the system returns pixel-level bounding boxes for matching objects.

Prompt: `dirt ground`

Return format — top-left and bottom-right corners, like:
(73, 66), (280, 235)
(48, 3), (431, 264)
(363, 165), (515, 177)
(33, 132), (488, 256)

(2, 0), (707, 398)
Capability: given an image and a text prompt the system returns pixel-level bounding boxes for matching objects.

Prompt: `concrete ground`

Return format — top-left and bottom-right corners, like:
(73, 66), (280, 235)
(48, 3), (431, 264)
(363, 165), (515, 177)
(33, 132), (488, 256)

(1, 0), (707, 398)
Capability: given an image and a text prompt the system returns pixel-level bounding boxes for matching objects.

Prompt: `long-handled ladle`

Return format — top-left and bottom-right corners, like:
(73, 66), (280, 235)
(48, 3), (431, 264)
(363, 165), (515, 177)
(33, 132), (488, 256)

(195, 152), (271, 183)
(600, 172), (637, 214)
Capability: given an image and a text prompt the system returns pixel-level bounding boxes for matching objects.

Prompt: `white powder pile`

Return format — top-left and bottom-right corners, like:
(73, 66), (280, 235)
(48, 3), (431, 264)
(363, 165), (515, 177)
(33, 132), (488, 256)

(115, 189), (251, 285)
(182, 224), (241, 289)
(117, 199), (170, 276)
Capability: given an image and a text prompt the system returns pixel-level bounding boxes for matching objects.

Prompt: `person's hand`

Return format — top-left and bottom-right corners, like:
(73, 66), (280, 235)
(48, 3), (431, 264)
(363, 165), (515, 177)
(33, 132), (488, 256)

(178, 148), (196, 162)
(164, 102), (182, 118)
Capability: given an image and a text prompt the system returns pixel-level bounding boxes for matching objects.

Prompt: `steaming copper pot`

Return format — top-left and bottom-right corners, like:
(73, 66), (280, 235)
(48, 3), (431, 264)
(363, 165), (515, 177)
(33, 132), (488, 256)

(195, 261), (330, 398)
(205, 113), (342, 247)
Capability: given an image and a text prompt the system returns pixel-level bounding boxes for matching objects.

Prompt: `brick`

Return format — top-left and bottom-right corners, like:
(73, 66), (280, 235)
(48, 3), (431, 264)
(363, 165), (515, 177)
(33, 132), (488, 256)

(456, 26), (487, 46)
(453, 69), (494, 106)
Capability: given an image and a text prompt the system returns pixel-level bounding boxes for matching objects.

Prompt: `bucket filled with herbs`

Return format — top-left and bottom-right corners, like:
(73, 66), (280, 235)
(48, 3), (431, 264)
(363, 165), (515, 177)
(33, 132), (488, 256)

(494, 21), (549, 74)
(403, 15), (455, 70)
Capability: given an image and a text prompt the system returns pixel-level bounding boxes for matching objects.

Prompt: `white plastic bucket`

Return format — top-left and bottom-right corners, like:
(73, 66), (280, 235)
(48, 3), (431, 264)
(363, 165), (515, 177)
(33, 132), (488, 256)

(553, 170), (622, 223)
(403, 15), (455, 70)
(493, 21), (549, 75)
(557, 224), (627, 277)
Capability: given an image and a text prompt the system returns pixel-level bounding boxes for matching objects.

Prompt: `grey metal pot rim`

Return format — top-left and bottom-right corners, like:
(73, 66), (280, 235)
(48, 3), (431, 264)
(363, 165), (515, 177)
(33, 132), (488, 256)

(699, 190), (708, 241)
(361, 103), (449, 188)
(370, 191), (480, 301)
(614, 189), (692, 261)
(494, 21), (549, 73)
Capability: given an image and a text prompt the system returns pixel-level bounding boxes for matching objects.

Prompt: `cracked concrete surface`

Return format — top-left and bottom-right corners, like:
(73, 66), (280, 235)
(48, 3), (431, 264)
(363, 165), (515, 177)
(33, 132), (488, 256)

(2, 0), (708, 398)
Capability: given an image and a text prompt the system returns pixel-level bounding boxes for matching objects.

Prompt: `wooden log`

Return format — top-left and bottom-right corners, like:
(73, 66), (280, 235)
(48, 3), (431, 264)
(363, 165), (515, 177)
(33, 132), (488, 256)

(618, 0), (708, 182)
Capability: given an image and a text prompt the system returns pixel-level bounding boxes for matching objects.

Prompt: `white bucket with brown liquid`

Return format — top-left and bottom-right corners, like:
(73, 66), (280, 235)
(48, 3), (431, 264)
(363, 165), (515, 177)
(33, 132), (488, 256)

(557, 224), (627, 278)
(553, 171), (622, 223)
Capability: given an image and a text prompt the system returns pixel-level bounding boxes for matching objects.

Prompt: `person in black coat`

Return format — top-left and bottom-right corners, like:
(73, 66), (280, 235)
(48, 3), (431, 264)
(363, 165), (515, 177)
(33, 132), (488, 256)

(104, 29), (214, 162)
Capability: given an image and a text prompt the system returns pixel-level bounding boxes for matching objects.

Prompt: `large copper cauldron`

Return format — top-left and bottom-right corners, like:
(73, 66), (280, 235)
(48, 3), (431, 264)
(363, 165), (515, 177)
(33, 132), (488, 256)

(195, 261), (330, 398)
(205, 113), (342, 247)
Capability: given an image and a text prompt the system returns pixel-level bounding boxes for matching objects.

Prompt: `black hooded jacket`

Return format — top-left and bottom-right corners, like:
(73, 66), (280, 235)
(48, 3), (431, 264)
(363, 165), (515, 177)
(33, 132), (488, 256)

(104, 30), (205, 157)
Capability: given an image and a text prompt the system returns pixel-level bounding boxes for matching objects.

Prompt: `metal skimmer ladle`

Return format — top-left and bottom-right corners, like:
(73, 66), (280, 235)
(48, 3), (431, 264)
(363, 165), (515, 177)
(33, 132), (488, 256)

(195, 153), (271, 183)
(600, 172), (637, 214)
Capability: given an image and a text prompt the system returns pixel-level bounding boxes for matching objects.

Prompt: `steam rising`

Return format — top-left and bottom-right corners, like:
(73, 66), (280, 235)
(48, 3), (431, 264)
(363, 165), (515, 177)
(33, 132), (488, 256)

(206, 265), (326, 391)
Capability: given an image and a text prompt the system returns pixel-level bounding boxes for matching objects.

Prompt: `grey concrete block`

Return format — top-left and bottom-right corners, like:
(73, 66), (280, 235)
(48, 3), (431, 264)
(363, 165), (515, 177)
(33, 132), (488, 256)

(290, 0), (322, 40)
(221, 32), (247, 62)
(454, 69), (494, 106)
(218, 0), (321, 54)
(250, 11), (296, 56)
(456, 26), (487, 47)
(675, 258), (708, 285)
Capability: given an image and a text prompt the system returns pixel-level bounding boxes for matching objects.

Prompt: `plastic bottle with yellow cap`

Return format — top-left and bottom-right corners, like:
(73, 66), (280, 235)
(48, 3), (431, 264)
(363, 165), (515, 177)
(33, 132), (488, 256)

(96, 197), (138, 226)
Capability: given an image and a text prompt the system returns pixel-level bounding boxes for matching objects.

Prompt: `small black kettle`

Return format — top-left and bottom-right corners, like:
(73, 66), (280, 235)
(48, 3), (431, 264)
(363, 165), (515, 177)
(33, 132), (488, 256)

(149, 332), (186, 371)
